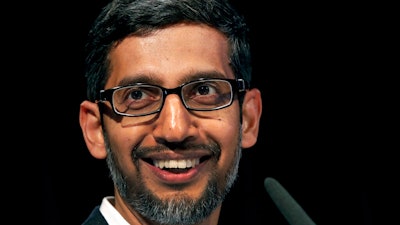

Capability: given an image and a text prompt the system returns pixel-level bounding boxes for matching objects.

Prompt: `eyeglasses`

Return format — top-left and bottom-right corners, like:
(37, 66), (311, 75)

(98, 78), (247, 117)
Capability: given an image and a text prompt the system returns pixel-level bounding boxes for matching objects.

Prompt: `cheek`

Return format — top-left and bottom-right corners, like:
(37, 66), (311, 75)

(104, 118), (146, 158)
(104, 123), (150, 177)
(203, 108), (241, 159)
(211, 121), (240, 141)
(211, 120), (241, 175)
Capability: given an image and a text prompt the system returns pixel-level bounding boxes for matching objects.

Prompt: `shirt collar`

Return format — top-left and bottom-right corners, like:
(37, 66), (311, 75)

(99, 196), (130, 225)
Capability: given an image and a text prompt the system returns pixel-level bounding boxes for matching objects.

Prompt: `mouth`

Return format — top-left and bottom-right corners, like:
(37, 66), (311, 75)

(143, 156), (211, 173)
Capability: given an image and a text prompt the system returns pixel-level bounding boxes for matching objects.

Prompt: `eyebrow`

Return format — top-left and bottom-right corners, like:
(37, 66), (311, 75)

(117, 70), (228, 87)
(118, 75), (160, 87)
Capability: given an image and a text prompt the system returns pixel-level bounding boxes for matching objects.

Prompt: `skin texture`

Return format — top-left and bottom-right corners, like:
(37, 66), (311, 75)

(79, 23), (262, 225)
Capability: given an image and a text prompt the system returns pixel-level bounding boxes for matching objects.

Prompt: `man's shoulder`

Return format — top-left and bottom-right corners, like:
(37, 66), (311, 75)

(82, 206), (108, 225)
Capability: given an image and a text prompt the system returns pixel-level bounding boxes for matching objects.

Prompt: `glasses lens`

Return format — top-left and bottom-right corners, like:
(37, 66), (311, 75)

(113, 85), (163, 116)
(182, 79), (233, 110)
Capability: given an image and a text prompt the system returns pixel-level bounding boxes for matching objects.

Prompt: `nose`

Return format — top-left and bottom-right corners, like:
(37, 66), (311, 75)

(153, 94), (195, 143)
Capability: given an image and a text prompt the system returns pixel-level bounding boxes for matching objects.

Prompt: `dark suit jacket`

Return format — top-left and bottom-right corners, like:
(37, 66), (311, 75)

(82, 206), (108, 225)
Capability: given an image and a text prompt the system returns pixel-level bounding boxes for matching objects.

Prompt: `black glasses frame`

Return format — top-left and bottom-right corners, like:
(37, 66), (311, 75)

(98, 78), (247, 117)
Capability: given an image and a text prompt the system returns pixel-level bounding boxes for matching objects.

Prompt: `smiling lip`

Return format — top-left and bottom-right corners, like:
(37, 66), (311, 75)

(153, 158), (200, 169)
(149, 160), (207, 183)
(142, 151), (211, 184)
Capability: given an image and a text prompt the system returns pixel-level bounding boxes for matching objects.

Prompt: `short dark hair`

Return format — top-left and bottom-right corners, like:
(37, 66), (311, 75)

(84, 0), (252, 102)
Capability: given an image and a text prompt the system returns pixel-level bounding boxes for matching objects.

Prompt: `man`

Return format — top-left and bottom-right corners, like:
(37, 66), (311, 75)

(79, 0), (262, 224)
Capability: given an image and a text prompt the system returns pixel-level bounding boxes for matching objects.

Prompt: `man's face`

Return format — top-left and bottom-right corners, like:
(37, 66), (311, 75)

(102, 24), (243, 223)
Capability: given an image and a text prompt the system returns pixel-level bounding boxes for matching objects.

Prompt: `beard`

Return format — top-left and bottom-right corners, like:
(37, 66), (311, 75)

(103, 129), (242, 225)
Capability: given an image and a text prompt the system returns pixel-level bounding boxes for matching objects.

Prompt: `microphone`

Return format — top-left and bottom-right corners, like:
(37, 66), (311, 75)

(264, 177), (316, 225)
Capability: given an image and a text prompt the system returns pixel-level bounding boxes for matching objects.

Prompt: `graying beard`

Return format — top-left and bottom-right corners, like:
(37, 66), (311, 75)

(103, 127), (243, 225)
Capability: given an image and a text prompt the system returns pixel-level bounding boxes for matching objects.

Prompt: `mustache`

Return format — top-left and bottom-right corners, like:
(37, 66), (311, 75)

(132, 142), (221, 159)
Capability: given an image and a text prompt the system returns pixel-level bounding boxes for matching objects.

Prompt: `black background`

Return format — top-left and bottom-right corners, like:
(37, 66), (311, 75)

(37, 1), (397, 224)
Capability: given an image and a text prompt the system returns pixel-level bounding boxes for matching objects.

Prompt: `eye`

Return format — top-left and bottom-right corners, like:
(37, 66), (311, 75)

(183, 81), (223, 107)
(114, 86), (162, 112)
(117, 87), (151, 103)
(125, 86), (160, 104)
(195, 84), (217, 96)
(128, 89), (147, 100)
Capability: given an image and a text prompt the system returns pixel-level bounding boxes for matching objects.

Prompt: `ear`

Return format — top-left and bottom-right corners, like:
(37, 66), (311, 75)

(241, 88), (262, 149)
(79, 100), (107, 159)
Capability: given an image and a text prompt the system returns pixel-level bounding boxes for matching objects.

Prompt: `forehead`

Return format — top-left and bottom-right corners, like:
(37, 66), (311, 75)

(106, 24), (234, 88)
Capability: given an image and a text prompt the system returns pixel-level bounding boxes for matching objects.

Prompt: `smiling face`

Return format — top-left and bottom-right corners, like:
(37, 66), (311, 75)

(79, 23), (262, 225)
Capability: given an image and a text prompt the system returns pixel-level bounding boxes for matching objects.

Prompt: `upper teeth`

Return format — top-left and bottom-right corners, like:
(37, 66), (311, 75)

(153, 158), (200, 169)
